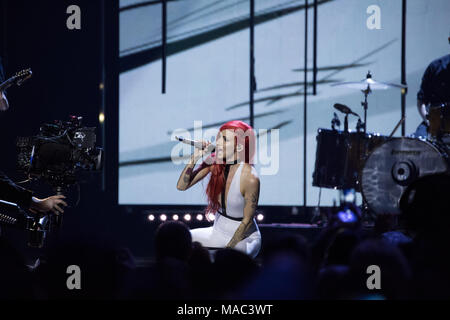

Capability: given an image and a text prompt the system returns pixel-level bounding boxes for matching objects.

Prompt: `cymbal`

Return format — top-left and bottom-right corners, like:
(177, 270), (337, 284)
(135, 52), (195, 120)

(331, 77), (407, 90)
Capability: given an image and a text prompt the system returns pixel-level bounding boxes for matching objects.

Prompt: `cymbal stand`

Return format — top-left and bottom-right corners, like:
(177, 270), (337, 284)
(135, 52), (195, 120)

(360, 73), (373, 224)
(344, 113), (349, 133)
(361, 85), (371, 134)
(360, 71), (374, 134)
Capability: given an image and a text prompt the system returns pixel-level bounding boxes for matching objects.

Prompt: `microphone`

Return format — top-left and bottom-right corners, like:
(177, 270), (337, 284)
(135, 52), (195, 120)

(174, 136), (215, 151)
(334, 103), (360, 118)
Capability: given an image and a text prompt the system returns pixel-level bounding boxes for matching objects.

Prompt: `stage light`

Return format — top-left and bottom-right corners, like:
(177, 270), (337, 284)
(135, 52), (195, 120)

(196, 214), (203, 221)
(173, 214), (179, 221)
(184, 214), (191, 221)
(148, 214), (155, 221)
(99, 112), (105, 124)
(257, 214), (264, 221)
(160, 214), (167, 221)
(207, 213), (215, 221)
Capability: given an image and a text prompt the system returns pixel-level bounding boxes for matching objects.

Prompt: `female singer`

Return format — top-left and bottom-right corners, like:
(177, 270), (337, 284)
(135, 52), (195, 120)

(176, 120), (261, 258)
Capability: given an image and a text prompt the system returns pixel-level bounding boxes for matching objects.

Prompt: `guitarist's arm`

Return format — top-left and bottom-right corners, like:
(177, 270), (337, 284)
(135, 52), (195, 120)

(0, 69), (32, 111)
(0, 90), (8, 111)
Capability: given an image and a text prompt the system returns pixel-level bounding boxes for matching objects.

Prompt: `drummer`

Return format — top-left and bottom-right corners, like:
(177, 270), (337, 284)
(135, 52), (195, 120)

(412, 35), (450, 138)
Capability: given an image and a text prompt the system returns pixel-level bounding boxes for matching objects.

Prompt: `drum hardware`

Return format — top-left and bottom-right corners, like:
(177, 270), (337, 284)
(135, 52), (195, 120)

(333, 103), (361, 133)
(331, 112), (341, 130)
(331, 71), (407, 134)
(361, 85), (370, 134)
(389, 117), (406, 139)
(356, 118), (364, 133)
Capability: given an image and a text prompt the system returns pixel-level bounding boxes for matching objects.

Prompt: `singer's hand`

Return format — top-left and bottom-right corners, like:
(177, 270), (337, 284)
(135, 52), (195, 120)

(194, 140), (215, 158)
(29, 195), (68, 215)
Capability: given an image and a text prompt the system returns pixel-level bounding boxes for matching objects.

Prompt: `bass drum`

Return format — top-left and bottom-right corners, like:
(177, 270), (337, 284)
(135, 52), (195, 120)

(312, 128), (387, 191)
(361, 137), (449, 215)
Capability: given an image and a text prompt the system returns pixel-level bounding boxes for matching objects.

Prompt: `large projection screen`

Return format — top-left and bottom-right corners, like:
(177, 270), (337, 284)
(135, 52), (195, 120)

(119, 0), (450, 206)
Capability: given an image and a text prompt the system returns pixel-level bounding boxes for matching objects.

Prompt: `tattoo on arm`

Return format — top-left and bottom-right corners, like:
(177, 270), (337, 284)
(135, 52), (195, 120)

(244, 183), (259, 211)
(227, 221), (250, 248)
(250, 190), (258, 210)
(183, 168), (193, 183)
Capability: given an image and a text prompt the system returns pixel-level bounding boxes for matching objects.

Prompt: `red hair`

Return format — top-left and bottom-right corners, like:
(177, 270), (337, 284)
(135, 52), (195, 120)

(202, 120), (256, 217)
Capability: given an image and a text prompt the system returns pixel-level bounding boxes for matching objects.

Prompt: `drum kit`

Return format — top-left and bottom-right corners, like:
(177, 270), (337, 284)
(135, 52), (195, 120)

(313, 72), (450, 215)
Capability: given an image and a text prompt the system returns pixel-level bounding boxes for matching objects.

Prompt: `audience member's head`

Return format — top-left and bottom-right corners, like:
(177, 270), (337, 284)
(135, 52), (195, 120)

(154, 221), (192, 262)
(213, 248), (259, 297)
(38, 240), (119, 299)
(347, 239), (411, 299)
(325, 228), (360, 266)
(400, 173), (450, 235)
(188, 241), (212, 268)
(237, 251), (315, 299)
(375, 213), (398, 235)
(187, 242), (214, 299)
(317, 264), (350, 299)
(261, 233), (310, 264)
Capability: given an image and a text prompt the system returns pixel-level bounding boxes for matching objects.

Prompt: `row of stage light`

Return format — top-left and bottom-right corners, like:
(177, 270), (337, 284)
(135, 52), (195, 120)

(147, 213), (265, 223)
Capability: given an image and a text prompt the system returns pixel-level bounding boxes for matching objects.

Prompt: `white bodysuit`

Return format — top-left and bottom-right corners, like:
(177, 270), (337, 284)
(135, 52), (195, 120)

(190, 162), (261, 259)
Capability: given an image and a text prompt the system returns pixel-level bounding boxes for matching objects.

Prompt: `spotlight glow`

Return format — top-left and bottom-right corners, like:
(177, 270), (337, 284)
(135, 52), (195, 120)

(160, 214), (167, 221)
(196, 214), (203, 221)
(207, 213), (215, 221)
(99, 112), (105, 124)
(173, 214), (179, 221)
(257, 214), (264, 221)
(184, 214), (191, 221)
(148, 214), (155, 221)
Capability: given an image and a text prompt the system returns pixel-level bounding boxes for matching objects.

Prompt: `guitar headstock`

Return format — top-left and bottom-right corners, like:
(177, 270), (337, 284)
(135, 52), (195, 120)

(13, 68), (33, 86)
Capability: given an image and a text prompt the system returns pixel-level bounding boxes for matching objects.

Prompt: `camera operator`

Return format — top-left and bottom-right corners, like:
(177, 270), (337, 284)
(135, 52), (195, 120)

(0, 57), (67, 216)
(0, 173), (67, 215)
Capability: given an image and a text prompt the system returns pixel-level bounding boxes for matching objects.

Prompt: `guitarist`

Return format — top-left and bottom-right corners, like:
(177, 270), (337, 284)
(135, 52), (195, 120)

(0, 57), (67, 217)
(412, 35), (450, 138)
